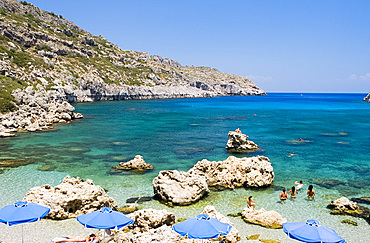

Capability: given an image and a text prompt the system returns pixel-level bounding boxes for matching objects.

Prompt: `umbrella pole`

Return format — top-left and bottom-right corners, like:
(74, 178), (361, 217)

(103, 230), (105, 243)
(22, 224), (24, 243)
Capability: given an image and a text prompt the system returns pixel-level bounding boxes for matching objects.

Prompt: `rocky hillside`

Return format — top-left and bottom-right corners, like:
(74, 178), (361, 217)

(0, 0), (265, 136)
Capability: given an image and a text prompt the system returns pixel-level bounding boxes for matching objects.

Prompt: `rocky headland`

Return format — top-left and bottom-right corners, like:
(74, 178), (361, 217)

(0, 0), (265, 137)
(364, 93), (370, 102)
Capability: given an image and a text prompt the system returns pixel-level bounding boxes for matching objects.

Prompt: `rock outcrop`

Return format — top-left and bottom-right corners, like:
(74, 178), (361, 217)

(152, 170), (209, 205)
(0, 0), (265, 137)
(225, 131), (259, 152)
(201, 206), (240, 243)
(188, 156), (274, 189)
(111, 155), (154, 173)
(327, 197), (370, 224)
(23, 176), (117, 219)
(241, 207), (287, 228)
(101, 209), (180, 243)
(364, 93), (370, 102)
(0, 85), (83, 136)
(127, 209), (176, 233)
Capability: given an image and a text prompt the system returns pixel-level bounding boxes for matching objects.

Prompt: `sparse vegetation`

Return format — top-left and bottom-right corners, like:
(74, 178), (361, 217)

(0, 75), (26, 113)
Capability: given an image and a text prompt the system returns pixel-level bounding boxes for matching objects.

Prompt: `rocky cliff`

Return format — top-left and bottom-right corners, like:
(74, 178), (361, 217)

(0, 0), (265, 136)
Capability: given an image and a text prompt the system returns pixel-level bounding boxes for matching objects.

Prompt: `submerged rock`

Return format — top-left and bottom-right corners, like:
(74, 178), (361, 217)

(23, 176), (117, 219)
(153, 170), (209, 205)
(111, 155), (154, 173)
(241, 207), (287, 229)
(327, 197), (370, 224)
(188, 156), (274, 189)
(351, 197), (370, 205)
(0, 158), (34, 168)
(311, 178), (346, 189)
(341, 219), (358, 226)
(225, 131), (259, 152)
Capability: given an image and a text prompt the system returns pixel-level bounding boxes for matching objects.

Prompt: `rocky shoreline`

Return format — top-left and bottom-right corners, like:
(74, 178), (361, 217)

(0, 0), (265, 137)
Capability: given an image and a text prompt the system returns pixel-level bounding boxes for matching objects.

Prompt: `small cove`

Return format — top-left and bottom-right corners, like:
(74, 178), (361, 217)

(0, 93), (369, 242)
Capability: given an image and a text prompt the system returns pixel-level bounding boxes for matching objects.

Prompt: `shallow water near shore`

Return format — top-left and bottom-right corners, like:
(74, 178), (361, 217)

(0, 93), (369, 242)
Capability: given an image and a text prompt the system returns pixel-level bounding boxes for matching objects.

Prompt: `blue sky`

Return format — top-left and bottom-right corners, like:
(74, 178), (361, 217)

(27, 0), (370, 92)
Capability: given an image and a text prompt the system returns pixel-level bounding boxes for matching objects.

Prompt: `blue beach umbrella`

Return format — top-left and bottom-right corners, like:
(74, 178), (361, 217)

(0, 201), (50, 242)
(283, 219), (345, 243)
(172, 213), (232, 240)
(77, 207), (134, 242)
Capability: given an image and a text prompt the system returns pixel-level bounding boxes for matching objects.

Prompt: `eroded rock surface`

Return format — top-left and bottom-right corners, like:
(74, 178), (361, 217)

(225, 131), (259, 152)
(188, 156), (274, 188)
(152, 170), (209, 205)
(241, 207), (287, 228)
(111, 155), (154, 173)
(327, 197), (370, 224)
(23, 176), (117, 219)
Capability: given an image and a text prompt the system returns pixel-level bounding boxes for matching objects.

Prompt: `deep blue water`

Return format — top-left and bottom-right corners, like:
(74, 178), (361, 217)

(0, 93), (369, 242)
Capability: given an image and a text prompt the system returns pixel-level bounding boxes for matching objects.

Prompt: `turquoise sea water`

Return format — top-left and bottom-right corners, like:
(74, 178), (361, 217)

(0, 93), (369, 242)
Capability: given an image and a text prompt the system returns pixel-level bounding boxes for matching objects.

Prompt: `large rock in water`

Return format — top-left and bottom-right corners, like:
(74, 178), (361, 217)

(327, 197), (370, 224)
(241, 207), (287, 228)
(201, 206), (241, 243)
(152, 170), (209, 205)
(188, 156), (274, 189)
(111, 155), (154, 173)
(225, 131), (259, 152)
(23, 176), (117, 219)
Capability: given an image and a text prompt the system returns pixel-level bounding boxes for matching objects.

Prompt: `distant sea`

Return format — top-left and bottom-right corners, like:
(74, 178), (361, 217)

(0, 93), (369, 242)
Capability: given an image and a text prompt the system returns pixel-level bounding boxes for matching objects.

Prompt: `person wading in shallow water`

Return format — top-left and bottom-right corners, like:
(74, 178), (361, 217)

(288, 186), (298, 200)
(307, 185), (316, 200)
(279, 188), (288, 204)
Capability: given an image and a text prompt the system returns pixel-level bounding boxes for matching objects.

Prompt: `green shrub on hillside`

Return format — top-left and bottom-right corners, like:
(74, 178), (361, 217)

(0, 75), (26, 113)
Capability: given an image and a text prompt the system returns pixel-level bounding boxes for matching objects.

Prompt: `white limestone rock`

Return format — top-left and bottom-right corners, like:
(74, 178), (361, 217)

(23, 176), (117, 219)
(188, 156), (274, 188)
(112, 155), (154, 172)
(241, 207), (287, 229)
(330, 197), (358, 211)
(152, 170), (209, 205)
(225, 131), (259, 152)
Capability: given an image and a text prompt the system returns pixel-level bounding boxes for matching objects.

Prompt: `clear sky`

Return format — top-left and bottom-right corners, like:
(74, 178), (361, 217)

(26, 0), (370, 93)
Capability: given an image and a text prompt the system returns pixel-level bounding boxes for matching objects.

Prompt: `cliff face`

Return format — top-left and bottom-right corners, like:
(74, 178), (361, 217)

(0, 0), (265, 136)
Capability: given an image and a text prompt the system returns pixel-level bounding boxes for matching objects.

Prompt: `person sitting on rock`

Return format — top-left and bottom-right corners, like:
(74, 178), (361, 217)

(247, 196), (256, 210)
(307, 185), (316, 200)
(54, 234), (98, 243)
(235, 128), (242, 134)
(279, 188), (288, 204)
